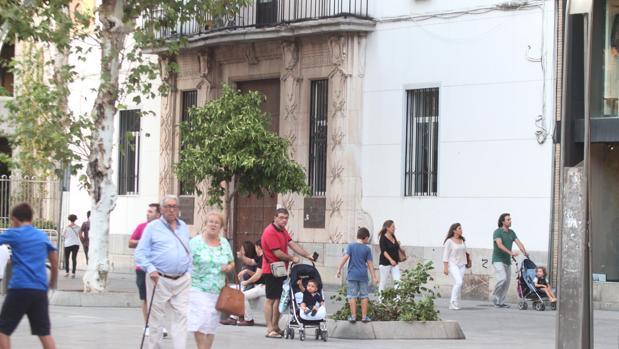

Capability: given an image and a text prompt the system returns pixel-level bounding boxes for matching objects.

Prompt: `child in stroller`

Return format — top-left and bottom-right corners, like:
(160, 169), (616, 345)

(516, 258), (557, 311)
(283, 263), (328, 341)
(533, 266), (557, 303)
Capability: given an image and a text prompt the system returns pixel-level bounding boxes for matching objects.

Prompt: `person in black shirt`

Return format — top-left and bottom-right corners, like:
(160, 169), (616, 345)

(378, 219), (402, 292)
(221, 240), (265, 326)
(533, 266), (557, 303)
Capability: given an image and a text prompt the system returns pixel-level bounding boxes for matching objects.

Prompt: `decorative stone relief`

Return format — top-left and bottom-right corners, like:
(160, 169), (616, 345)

(282, 194), (295, 214)
(196, 50), (213, 90)
(329, 163), (344, 184)
(329, 228), (344, 244)
(328, 195), (344, 218)
(281, 41), (301, 121)
(244, 43), (259, 65)
(331, 129), (344, 151)
(286, 130), (297, 158)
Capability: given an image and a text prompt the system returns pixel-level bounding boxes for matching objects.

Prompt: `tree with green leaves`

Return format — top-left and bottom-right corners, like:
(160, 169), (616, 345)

(176, 84), (308, 234)
(0, 0), (250, 292)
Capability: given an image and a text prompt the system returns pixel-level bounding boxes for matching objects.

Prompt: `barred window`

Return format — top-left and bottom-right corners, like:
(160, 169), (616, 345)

(118, 109), (140, 195)
(404, 88), (439, 196)
(179, 90), (197, 195)
(308, 80), (328, 197)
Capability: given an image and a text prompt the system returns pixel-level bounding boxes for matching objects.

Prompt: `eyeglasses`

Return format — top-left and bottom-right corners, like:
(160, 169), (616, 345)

(163, 205), (178, 209)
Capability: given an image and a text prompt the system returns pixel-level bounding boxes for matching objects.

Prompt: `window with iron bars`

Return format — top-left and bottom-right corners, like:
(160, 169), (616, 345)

(404, 88), (439, 197)
(118, 109), (141, 195)
(179, 90), (197, 196)
(309, 80), (328, 197)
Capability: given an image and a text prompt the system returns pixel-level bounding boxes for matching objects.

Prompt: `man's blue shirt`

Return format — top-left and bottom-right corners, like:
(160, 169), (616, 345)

(135, 217), (191, 275)
(0, 225), (56, 290)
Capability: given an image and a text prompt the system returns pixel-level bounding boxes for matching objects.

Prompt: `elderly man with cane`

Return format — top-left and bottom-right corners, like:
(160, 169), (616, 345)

(135, 195), (191, 349)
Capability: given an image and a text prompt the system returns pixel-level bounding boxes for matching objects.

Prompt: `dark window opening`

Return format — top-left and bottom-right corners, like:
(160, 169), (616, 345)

(118, 110), (140, 195)
(179, 90), (197, 196)
(404, 88), (439, 197)
(308, 80), (328, 197)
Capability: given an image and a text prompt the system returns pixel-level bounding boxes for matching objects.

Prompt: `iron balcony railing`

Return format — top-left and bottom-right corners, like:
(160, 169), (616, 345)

(149, 0), (371, 40)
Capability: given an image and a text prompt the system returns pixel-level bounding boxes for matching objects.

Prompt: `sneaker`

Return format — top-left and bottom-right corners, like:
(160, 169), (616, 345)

(144, 326), (149, 336)
(162, 328), (168, 338)
(449, 300), (460, 310)
(71, 273), (76, 279)
(361, 316), (371, 323)
(237, 320), (254, 326)
(498, 304), (511, 308)
(64, 273), (69, 278)
(347, 315), (356, 324)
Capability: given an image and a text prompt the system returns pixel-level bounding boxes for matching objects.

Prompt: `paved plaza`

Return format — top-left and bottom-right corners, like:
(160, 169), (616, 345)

(5, 296), (619, 349)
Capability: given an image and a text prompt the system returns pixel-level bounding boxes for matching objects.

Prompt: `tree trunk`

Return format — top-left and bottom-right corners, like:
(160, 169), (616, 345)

(83, 0), (128, 292)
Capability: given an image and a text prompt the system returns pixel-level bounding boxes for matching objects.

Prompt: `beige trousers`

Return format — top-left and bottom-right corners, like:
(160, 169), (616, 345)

(146, 273), (191, 349)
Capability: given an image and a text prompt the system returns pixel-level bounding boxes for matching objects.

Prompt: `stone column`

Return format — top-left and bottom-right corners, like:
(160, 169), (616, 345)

(158, 56), (179, 197)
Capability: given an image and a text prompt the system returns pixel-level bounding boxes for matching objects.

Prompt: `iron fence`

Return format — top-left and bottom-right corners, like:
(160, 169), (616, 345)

(148, 0), (371, 40)
(0, 175), (62, 232)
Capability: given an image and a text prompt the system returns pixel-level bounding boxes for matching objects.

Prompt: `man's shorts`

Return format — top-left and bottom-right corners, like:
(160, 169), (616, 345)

(264, 274), (286, 300)
(0, 288), (50, 336)
(347, 280), (369, 299)
(135, 269), (147, 300)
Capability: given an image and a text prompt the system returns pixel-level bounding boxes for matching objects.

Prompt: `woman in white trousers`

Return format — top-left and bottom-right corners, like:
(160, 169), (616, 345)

(378, 220), (402, 293)
(442, 223), (468, 310)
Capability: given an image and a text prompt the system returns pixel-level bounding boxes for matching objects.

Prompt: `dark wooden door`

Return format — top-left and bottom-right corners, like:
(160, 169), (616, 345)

(233, 79), (280, 254)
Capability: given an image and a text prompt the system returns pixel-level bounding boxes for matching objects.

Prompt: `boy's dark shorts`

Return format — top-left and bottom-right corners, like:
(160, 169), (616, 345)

(0, 288), (50, 336)
(264, 274), (286, 300)
(135, 269), (147, 300)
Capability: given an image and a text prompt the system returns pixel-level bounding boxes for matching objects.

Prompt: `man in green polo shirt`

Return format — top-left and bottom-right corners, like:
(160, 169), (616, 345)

(492, 213), (529, 308)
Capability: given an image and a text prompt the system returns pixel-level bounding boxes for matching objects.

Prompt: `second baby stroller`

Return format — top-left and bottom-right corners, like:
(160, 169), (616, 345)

(516, 258), (556, 311)
(283, 263), (328, 342)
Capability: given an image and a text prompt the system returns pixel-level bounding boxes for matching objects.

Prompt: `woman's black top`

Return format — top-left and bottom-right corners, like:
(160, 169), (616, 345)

(379, 234), (400, 266)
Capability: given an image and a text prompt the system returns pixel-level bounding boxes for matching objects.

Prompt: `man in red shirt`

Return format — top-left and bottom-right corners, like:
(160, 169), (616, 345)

(262, 208), (314, 338)
(128, 203), (167, 338)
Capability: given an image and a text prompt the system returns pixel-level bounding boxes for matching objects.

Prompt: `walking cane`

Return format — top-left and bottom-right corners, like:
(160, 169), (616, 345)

(140, 281), (158, 349)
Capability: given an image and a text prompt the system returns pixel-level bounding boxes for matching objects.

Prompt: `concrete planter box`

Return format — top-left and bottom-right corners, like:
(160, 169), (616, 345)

(49, 290), (141, 308)
(327, 320), (465, 340)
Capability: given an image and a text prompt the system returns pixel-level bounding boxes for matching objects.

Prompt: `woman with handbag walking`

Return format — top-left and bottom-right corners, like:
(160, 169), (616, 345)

(442, 223), (470, 310)
(62, 214), (81, 278)
(188, 211), (234, 349)
(378, 220), (403, 292)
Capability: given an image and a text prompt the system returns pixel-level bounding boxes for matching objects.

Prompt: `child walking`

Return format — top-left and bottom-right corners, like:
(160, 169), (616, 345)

(533, 266), (557, 303)
(0, 203), (58, 349)
(336, 227), (378, 323)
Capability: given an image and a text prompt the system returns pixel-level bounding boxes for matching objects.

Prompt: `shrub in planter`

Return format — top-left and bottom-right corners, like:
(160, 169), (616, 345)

(331, 261), (440, 321)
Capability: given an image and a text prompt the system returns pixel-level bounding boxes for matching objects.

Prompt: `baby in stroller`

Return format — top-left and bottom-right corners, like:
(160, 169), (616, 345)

(297, 279), (326, 320)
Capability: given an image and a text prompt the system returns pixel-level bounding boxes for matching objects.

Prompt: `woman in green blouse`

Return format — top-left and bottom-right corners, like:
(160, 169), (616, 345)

(188, 212), (235, 349)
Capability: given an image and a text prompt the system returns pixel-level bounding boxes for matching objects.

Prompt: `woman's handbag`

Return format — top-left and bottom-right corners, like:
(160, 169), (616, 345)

(398, 247), (408, 262)
(216, 281), (245, 317)
(465, 252), (472, 269)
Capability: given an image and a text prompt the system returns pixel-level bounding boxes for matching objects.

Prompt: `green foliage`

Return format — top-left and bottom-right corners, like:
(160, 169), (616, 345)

(0, 0), (249, 180)
(176, 85), (309, 207)
(331, 261), (441, 322)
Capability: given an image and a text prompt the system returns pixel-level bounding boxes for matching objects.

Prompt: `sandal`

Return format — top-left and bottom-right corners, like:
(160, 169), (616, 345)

(265, 331), (282, 338)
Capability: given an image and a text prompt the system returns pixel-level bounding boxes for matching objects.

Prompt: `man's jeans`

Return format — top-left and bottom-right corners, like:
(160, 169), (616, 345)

(492, 262), (511, 305)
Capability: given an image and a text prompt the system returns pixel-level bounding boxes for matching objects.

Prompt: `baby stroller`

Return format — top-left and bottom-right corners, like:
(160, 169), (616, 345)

(516, 258), (556, 311)
(282, 263), (328, 342)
